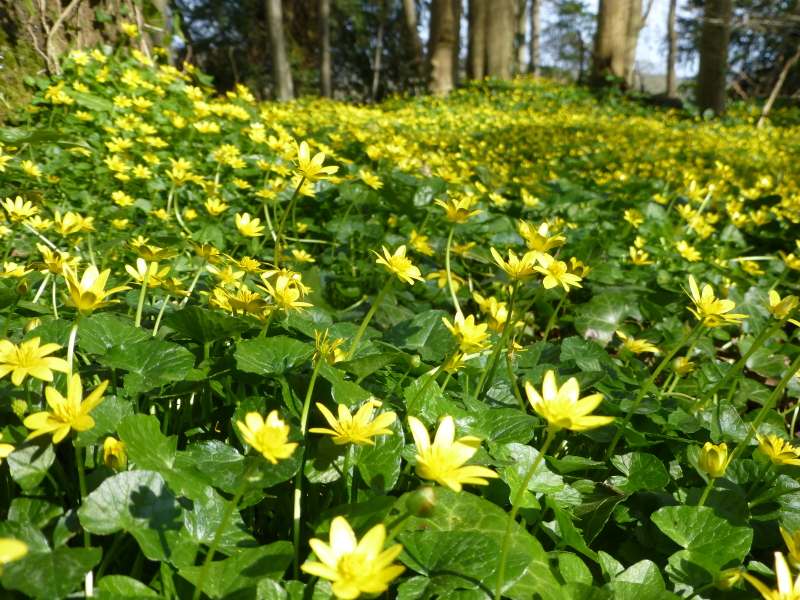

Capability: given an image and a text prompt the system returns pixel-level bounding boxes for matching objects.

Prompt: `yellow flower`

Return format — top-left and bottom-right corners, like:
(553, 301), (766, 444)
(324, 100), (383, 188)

(673, 355), (695, 375)
(296, 141), (338, 181)
(517, 220), (565, 253)
(524, 370), (613, 432)
(235, 212), (265, 237)
(629, 246), (653, 266)
(472, 292), (508, 331)
(0, 337), (69, 386)
(260, 273), (312, 312)
(769, 290), (800, 321)
(434, 196), (481, 224)
(616, 330), (659, 355)
(374, 245), (423, 285)
(782, 527), (800, 569)
(757, 434), (800, 466)
(534, 254), (583, 291)
(125, 258), (170, 288)
(359, 169), (383, 190)
(310, 399), (397, 445)
(21, 160), (42, 178)
(204, 197), (229, 216)
(442, 313), (490, 352)
(103, 437), (127, 470)
(236, 411), (297, 464)
(0, 262), (32, 278)
(314, 330), (346, 364)
(744, 552), (800, 600)
(623, 209), (644, 228)
(0, 538), (28, 575)
(490, 247), (540, 280)
(409, 230), (434, 256)
(407, 415), (498, 492)
(676, 241), (702, 262)
(698, 442), (729, 479)
(23, 373), (109, 443)
(36, 244), (78, 275)
(0, 433), (14, 464)
(301, 516), (404, 600)
(686, 275), (747, 328)
(2, 196), (38, 222)
(291, 249), (315, 263)
(63, 264), (130, 314)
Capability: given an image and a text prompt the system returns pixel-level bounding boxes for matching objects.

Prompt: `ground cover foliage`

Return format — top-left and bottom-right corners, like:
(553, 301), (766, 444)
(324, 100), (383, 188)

(2, 47), (800, 600)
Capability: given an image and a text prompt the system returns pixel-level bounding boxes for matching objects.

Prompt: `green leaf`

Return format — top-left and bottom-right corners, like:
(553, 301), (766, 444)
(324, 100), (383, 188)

(178, 542), (293, 598)
(545, 497), (598, 562)
(319, 363), (372, 407)
(496, 442), (563, 510)
(1, 546), (101, 600)
(117, 414), (177, 471)
(574, 293), (638, 346)
(67, 90), (114, 111)
(357, 419), (404, 492)
(398, 489), (564, 600)
(96, 575), (159, 598)
(174, 440), (246, 494)
(78, 313), (149, 356)
(651, 506), (753, 573)
(8, 497), (62, 529)
(560, 336), (613, 372)
(164, 306), (250, 342)
(606, 560), (676, 600)
(384, 309), (452, 362)
(0, 127), (67, 145)
(99, 338), (196, 394)
(235, 336), (313, 375)
(609, 452), (670, 493)
(7, 442), (55, 491)
(553, 552), (593, 585)
(75, 395), (134, 447)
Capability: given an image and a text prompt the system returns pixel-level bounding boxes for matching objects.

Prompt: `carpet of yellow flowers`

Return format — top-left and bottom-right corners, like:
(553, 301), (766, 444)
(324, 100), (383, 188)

(1, 46), (800, 599)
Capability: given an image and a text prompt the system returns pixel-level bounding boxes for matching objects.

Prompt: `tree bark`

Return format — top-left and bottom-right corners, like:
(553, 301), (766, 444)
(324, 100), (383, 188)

(529, 0), (541, 76)
(319, 0), (332, 96)
(402, 0), (424, 78)
(623, 0), (643, 87)
(467, 0), (487, 80)
(591, 0), (630, 87)
(486, 0), (514, 79)
(371, 0), (387, 102)
(757, 46), (800, 128)
(696, 0), (733, 115)
(515, 0), (528, 75)
(266, 0), (294, 101)
(665, 0), (678, 97)
(428, 0), (459, 95)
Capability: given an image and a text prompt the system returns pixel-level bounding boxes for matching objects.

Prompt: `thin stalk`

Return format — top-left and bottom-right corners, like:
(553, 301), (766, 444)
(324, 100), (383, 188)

(542, 294), (566, 341)
(180, 260), (206, 307)
(134, 270), (151, 328)
(173, 188), (191, 235)
(494, 428), (556, 600)
(475, 282), (519, 402)
(606, 321), (705, 459)
(444, 226), (461, 315)
(51, 278), (59, 319)
(697, 478), (715, 507)
(152, 295), (170, 337)
(66, 320), (79, 376)
(346, 279), (392, 360)
(292, 356), (324, 578)
(274, 177), (306, 269)
(33, 273), (50, 303)
(74, 444), (90, 547)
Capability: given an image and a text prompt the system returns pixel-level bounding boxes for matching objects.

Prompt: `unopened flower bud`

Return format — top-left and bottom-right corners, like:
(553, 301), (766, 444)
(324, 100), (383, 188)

(406, 486), (436, 517)
(24, 318), (42, 333)
(11, 399), (27, 420)
(698, 442), (729, 479)
(103, 437), (127, 470)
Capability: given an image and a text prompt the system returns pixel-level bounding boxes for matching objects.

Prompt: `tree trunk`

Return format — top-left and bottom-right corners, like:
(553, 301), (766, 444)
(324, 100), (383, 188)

(623, 0), (642, 87)
(371, 1), (387, 102)
(529, 0), (541, 76)
(591, 0), (630, 87)
(486, 0), (514, 79)
(515, 0), (528, 75)
(428, 0), (459, 95)
(266, 0), (294, 101)
(402, 0), (424, 78)
(467, 0), (487, 80)
(319, 0), (332, 96)
(757, 46), (800, 128)
(665, 0), (678, 97)
(696, 0), (733, 115)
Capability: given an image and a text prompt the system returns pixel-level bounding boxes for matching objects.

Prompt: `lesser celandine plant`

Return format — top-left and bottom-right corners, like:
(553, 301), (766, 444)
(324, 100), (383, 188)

(4, 44), (800, 599)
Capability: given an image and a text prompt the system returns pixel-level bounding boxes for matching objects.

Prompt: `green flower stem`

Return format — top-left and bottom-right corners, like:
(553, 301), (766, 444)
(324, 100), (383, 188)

(706, 318), (786, 399)
(66, 320), (79, 376)
(274, 176), (306, 269)
(33, 273), (50, 303)
(292, 355), (324, 579)
(606, 321), (705, 459)
(697, 478), (716, 507)
(494, 427), (557, 600)
(444, 225), (462, 315)
(23, 222), (58, 250)
(346, 278), (393, 360)
(181, 260), (207, 307)
(192, 464), (254, 600)
(134, 270), (150, 328)
(727, 351), (800, 467)
(74, 444), (90, 547)
(52, 278), (59, 319)
(541, 294), (566, 342)
(152, 295), (170, 337)
(343, 444), (357, 503)
(505, 348), (525, 411)
(385, 510), (413, 544)
(475, 282), (519, 402)
(172, 188), (191, 235)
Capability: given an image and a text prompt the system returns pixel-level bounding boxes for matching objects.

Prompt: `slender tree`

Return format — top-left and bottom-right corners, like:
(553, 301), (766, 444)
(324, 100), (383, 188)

(468, 0), (488, 79)
(402, 0), (425, 77)
(515, 0), (528, 75)
(266, 0), (294, 101)
(529, 0), (541, 76)
(428, 0), (460, 94)
(591, 0), (631, 86)
(319, 0), (332, 97)
(486, 0), (515, 79)
(623, 0), (643, 86)
(666, 0), (678, 97)
(696, 0), (733, 114)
